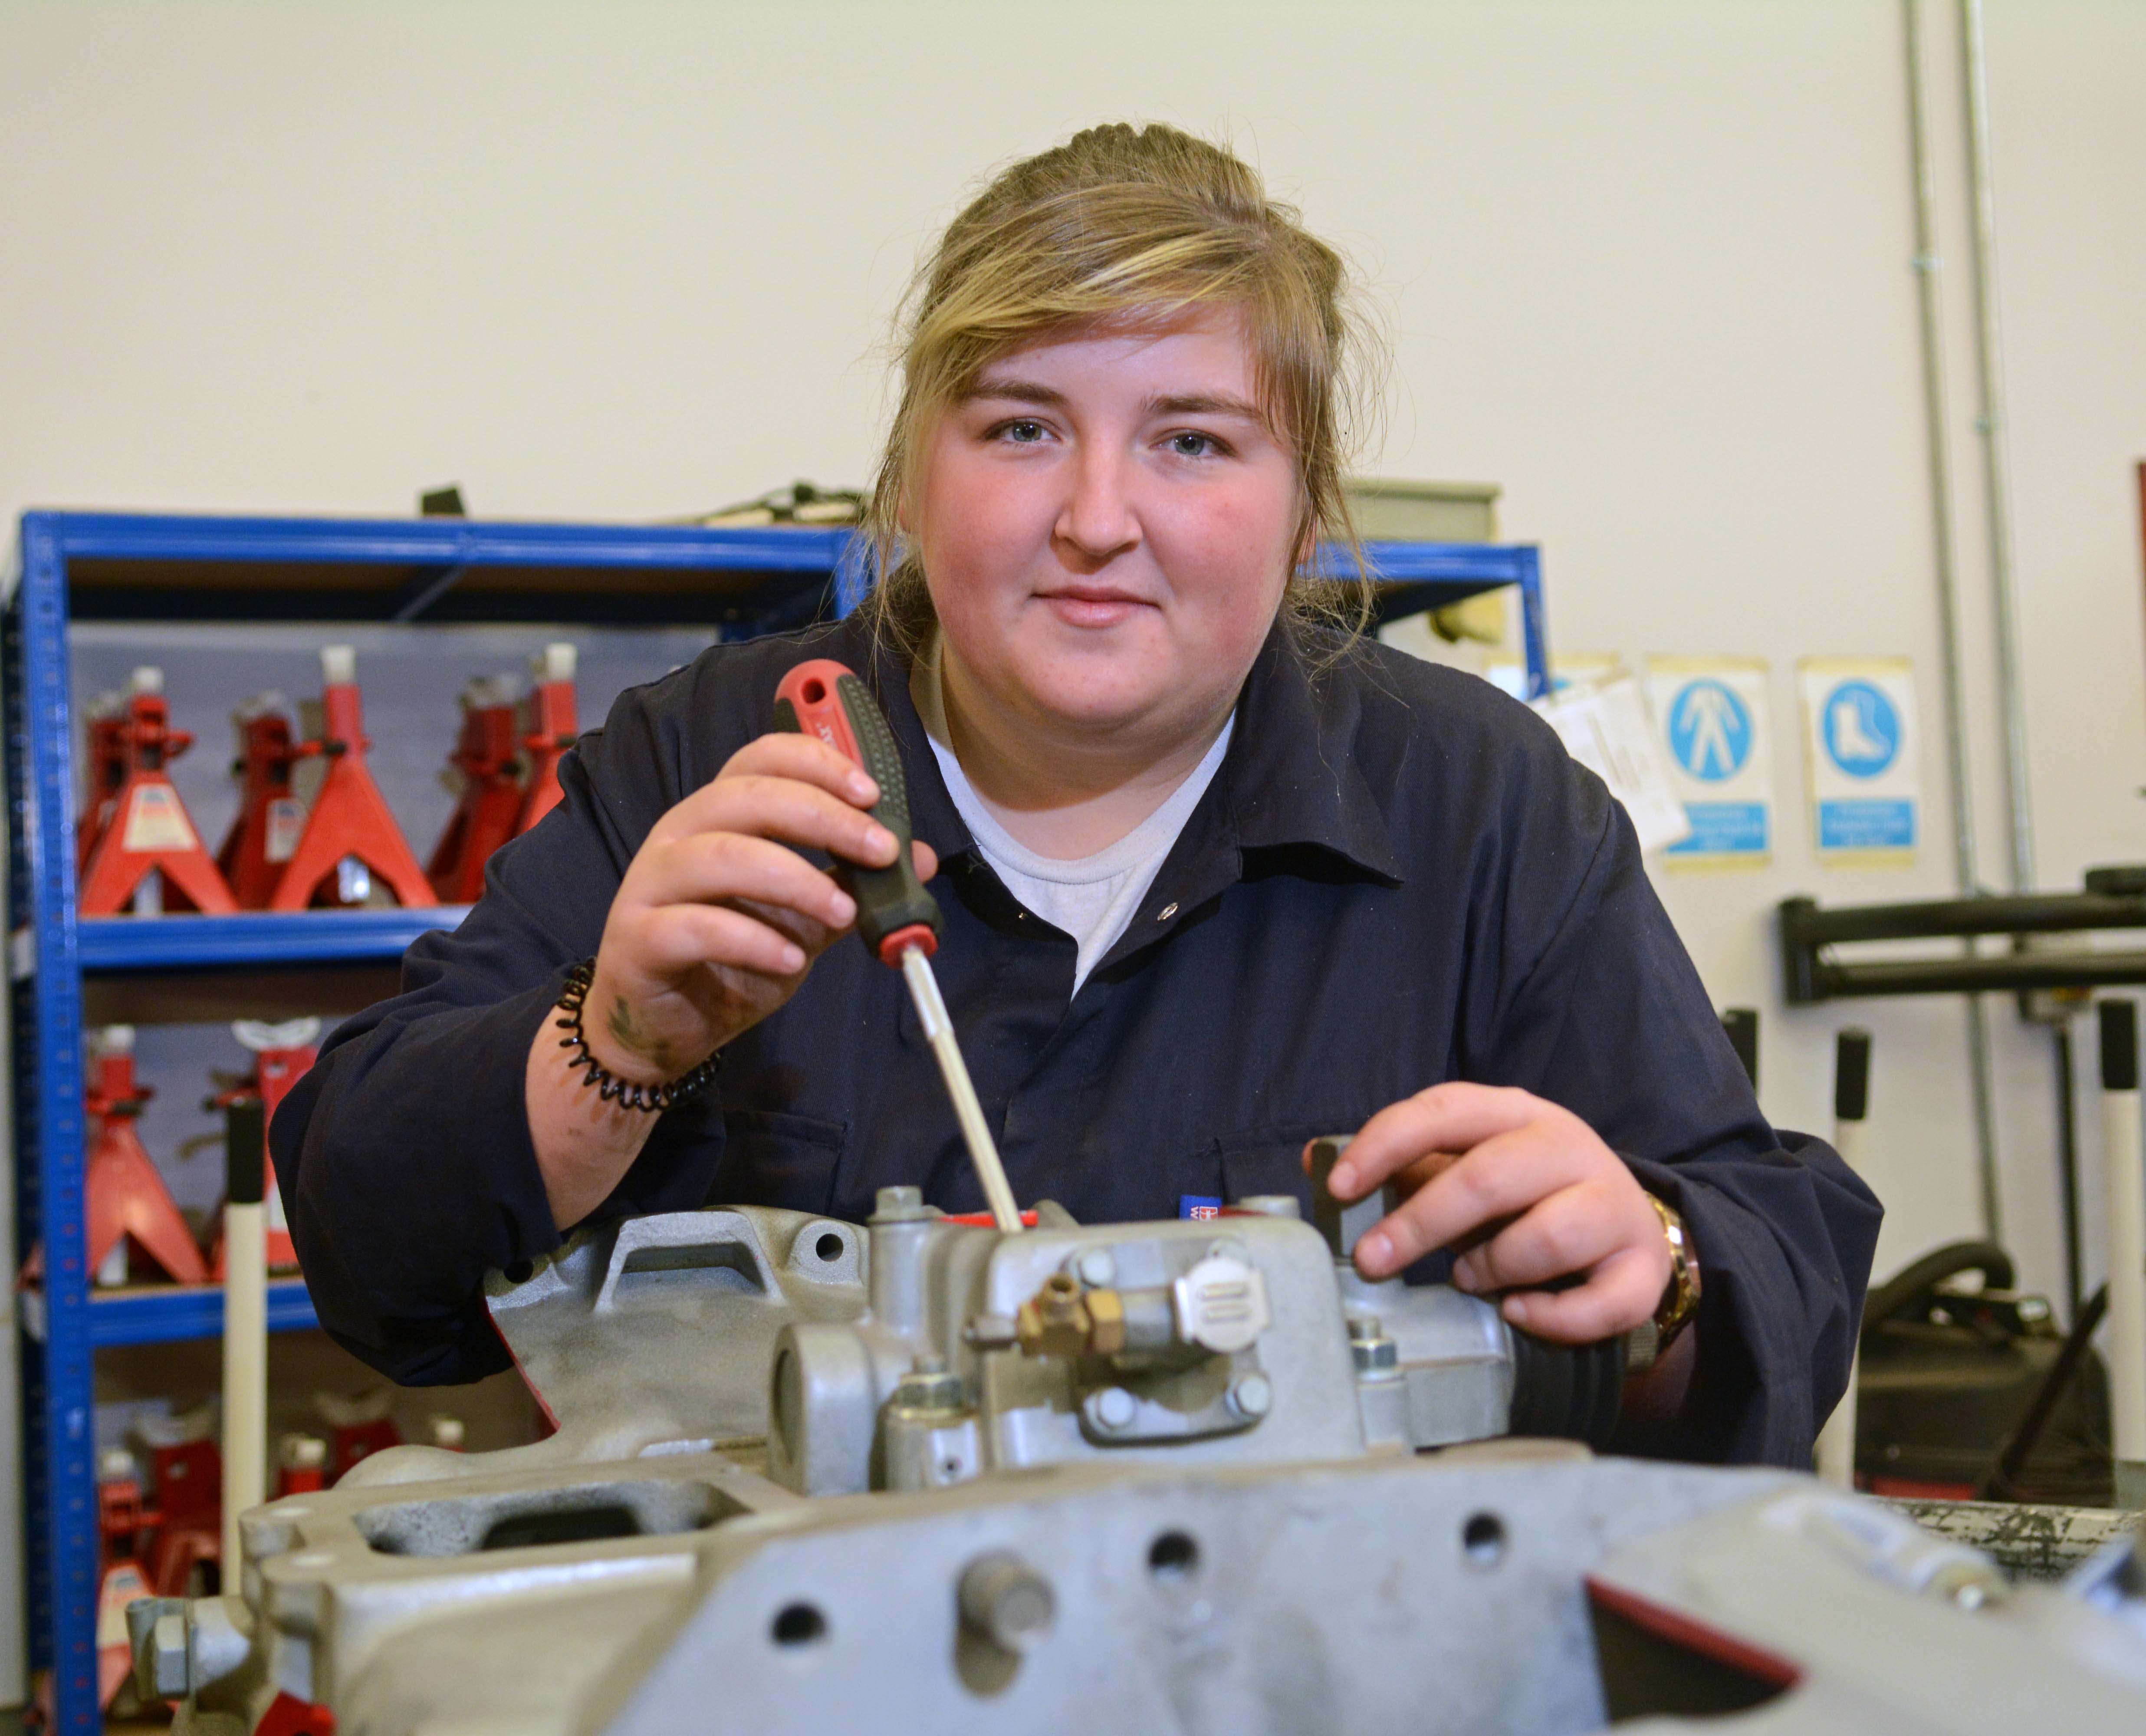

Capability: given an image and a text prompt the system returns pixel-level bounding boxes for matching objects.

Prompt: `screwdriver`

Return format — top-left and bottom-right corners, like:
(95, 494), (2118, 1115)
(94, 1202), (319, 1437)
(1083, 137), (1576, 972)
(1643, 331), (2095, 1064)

(773, 658), (1024, 1233)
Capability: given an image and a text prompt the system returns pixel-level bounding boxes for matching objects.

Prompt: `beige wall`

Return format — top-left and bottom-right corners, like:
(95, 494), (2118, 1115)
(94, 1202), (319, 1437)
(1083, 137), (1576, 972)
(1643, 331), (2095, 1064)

(2, 0), (2143, 1409)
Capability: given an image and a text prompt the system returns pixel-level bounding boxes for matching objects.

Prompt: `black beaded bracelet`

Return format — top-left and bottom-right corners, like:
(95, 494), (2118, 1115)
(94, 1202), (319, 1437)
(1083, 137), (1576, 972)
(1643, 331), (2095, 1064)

(553, 960), (719, 1113)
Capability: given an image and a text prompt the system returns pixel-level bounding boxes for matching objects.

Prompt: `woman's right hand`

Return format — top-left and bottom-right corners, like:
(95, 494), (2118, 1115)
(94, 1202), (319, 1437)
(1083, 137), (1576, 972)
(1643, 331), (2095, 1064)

(580, 732), (940, 1085)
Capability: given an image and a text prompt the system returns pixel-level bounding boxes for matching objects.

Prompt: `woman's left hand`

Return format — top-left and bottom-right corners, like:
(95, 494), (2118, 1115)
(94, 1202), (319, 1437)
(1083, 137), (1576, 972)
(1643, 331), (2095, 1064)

(1311, 1083), (1673, 1345)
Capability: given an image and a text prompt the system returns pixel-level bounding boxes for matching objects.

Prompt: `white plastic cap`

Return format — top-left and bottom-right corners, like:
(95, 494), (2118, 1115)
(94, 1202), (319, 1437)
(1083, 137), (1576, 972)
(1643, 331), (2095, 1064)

(233, 1016), (323, 1052)
(280, 1434), (329, 1470)
(536, 642), (577, 682)
(427, 1416), (466, 1449)
(95, 1024), (136, 1055)
(463, 674), (522, 709)
(234, 690), (289, 723)
(130, 667), (163, 696)
(320, 645), (357, 686)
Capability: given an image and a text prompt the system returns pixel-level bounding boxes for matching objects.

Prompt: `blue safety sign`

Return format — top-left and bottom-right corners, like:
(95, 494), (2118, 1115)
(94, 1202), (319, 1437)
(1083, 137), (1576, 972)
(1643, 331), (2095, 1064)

(1667, 680), (1753, 783)
(1802, 659), (1918, 861)
(1821, 680), (1900, 779)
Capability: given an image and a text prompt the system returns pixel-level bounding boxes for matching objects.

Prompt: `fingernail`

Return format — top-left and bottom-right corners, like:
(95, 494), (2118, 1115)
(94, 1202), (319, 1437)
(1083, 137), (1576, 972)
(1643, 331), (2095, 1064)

(1328, 1161), (1355, 1196)
(779, 943), (806, 971)
(1358, 1231), (1392, 1272)
(866, 825), (895, 858)
(850, 773), (877, 803)
(1502, 1295), (1530, 1324)
(1452, 1263), (1478, 1292)
(829, 891), (856, 924)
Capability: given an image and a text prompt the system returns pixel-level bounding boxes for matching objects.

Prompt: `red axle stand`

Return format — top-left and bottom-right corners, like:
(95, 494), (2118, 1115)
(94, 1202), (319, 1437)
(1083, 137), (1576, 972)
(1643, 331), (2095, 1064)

(218, 696), (306, 910)
(78, 668), (237, 917)
(518, 641), (578, 835)
(269, 647), (434, 911)
(75, 689), (127, 879)
(427, 677), (528, 903)
(67, 1027), (209, 1287)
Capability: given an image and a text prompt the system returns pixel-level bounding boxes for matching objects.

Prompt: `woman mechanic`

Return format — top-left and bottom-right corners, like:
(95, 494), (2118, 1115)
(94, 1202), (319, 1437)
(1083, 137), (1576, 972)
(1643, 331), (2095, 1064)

(276, 123), (1880, 1467)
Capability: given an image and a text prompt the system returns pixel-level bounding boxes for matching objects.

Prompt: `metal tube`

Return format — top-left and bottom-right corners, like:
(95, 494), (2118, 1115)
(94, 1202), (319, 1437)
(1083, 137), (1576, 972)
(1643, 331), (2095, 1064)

(900, 945), (1022, 1233)
(2053, 1022), (2083, 1320)
(1784, 888), (2146, 944)
(1800, 952), (2146, 1001)
(221, 1092), (270, 1572)
(1903, 0), (2003, 1239)
(220, 1201), (268, 1571)
(1958, 0), (2036, 898)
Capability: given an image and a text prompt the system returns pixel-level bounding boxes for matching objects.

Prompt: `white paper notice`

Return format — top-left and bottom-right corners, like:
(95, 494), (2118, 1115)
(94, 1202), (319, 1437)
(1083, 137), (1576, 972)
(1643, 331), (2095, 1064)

(1535, 678), (1693, 853)
(1645, 657), (1774, 870)
(1798, 656), (1919, 866)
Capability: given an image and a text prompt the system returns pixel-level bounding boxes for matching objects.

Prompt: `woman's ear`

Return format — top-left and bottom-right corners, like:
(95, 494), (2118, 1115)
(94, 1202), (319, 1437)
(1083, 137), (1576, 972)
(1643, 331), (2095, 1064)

(1293, 501), (1320, 573)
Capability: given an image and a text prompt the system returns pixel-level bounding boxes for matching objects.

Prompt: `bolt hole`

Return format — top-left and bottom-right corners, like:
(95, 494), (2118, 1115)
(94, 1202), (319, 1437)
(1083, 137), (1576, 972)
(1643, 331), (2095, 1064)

(814, 1231), (845, 1263)
(1147, 1531), (1200, 1582)
(503, 1259), (534, 1285)
(771, 1601), (827, 1647)
(1462, 1512), (1506, 1566)
(801, 677), (827, 705)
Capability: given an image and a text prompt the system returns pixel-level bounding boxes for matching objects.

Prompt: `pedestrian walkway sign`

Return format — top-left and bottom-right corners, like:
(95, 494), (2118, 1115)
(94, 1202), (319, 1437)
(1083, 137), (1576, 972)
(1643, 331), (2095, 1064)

(1646, 657), (1772, 869)
(1799, 657), (1918, 865)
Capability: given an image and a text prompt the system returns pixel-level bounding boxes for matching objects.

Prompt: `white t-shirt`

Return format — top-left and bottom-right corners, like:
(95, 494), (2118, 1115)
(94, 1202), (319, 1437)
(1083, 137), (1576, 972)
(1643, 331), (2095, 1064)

(914, 648), (1233, 996)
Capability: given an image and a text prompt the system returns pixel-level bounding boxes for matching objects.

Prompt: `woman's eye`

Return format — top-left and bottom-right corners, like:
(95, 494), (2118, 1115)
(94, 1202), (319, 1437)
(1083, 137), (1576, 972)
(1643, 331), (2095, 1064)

(1167, 431), (1222, 458)
(997, 419), (1048, 444)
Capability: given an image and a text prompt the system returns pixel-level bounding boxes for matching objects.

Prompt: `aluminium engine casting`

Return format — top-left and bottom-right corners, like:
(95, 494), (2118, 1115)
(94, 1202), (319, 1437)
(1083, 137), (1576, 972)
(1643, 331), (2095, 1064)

(133, 1190), (2146, 1735)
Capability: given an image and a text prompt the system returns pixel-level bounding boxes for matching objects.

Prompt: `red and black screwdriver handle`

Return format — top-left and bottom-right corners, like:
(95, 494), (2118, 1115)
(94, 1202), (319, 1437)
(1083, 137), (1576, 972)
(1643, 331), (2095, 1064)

(772, 660), (943, 968)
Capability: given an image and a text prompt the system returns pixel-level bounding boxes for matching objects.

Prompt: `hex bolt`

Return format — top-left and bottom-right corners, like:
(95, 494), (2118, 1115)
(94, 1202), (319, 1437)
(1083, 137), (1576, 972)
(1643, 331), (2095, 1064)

(1232, 1195), (1301, 1219)
(1348, 1315), (1400, 1376)
(1092, 1386), (1138, 1431)
(871, 1185), (933, 1223)
(1075, 1247), (1117, 1288)
(1227, 1371), (1275, 1419)
(893, 1358), (966, 1413)
(965, 1313), (1018, 1349)
(958, 1551), (1057, 1652)
(1926, 1560), (2006, 1611)
(151, 1608), (190, 1697)
(128, 1598), (188, 1700)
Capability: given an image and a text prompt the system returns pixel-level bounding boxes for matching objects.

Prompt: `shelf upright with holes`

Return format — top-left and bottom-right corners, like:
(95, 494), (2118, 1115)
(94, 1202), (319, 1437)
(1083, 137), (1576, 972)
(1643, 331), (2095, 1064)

(4, 509), (1548, 1730)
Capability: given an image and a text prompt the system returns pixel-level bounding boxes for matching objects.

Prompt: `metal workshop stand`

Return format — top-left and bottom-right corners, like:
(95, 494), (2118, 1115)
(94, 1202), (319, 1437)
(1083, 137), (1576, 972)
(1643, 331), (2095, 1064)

(4, 510), (1548, 1731)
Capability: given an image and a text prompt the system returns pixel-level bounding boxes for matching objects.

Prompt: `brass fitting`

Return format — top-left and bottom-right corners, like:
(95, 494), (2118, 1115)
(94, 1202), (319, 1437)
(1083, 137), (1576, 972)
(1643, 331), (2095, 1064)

(1015, 1272), (1127, 1358)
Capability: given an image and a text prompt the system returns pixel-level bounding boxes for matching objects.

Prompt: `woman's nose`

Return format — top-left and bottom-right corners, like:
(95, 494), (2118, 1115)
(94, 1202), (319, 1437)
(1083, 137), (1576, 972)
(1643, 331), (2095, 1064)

(1053, 447), (1140, 566)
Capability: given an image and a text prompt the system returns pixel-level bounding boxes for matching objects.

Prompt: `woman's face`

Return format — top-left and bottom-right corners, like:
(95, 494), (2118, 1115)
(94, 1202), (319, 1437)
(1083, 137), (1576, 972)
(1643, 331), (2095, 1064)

(910, 309), (1301, 748)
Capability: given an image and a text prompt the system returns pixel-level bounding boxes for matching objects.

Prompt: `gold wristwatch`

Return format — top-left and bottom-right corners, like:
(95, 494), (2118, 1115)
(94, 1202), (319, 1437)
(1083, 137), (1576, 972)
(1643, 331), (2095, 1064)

(1645, 1192), (1701, 1348)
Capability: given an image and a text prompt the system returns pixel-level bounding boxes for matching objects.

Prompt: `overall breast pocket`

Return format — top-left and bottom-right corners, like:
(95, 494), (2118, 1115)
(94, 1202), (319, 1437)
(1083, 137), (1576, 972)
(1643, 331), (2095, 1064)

(709, 1110), (849, 1215)
(1216, 1118), (1366, 1217)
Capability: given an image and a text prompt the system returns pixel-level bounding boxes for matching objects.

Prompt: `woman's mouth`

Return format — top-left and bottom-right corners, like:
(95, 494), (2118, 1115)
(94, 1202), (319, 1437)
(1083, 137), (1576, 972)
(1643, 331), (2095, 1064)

(1036, 586), (1154, 629)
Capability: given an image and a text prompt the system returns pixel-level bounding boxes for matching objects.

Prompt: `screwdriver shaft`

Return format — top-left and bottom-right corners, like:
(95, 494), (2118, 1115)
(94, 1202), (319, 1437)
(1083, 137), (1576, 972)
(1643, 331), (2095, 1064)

(900, 944), (1022, 1233)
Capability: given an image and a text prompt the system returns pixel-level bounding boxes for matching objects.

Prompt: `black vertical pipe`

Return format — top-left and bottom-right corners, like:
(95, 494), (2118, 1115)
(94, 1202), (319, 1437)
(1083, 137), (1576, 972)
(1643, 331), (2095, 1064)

(2053, 1023), (2082, 1322)
(224, 1096), (265, 1207)
(1834, 1029), (1872, 1124)
(1721, 1009), (1759, 1092)
(2101, 998), (2139, 1092)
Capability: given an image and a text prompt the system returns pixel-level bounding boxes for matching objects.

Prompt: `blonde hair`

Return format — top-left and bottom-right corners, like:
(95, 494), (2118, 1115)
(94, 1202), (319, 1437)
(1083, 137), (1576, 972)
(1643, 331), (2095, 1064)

(863, 122), (1377, 661)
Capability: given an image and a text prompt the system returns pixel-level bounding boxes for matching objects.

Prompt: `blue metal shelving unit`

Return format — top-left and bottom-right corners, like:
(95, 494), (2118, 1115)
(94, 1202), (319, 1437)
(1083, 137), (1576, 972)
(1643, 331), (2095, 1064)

(75, 908), (471, 973)
(5, 508), (1548, 1730)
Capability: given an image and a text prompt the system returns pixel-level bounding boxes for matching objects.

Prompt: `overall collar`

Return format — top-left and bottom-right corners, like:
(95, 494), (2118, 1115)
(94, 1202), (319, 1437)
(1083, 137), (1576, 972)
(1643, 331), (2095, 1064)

(854, 613), (1404, 888)
(1216, 623), (1405, 885)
